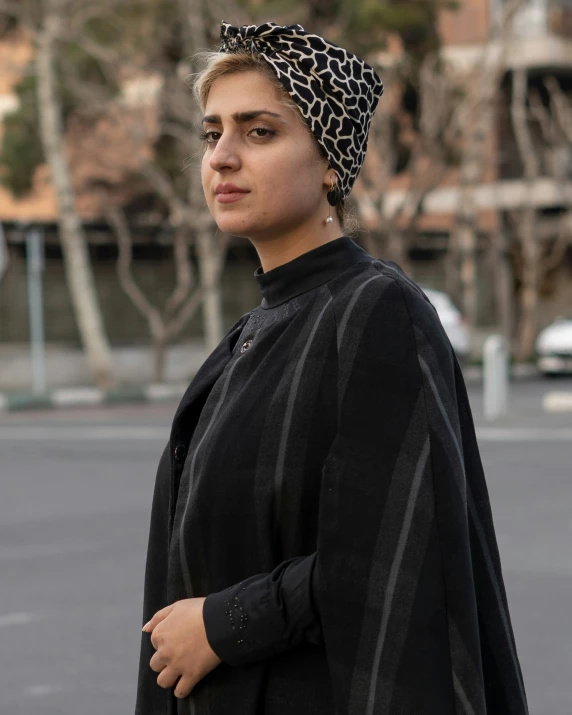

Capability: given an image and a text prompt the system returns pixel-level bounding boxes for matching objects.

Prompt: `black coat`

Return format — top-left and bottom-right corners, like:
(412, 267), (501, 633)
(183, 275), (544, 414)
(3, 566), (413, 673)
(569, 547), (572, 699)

(135, 237), (528, 715)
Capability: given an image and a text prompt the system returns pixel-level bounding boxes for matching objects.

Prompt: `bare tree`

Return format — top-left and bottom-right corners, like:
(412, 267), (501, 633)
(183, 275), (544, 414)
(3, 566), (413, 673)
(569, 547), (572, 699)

(510, 68), (541, 360)
(65, 0), (234, 358)
(105, 204), (208, 381)
(0, 0), (114, 388)
(508, 75), (572, 359)
(179, 0), (230, 352)
(353, 57), (451, 273)
(443, 0), (524, 328)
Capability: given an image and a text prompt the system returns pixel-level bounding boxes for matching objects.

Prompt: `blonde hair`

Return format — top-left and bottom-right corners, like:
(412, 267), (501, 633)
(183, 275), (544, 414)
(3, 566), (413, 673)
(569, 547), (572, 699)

(190, 50), (359, 236)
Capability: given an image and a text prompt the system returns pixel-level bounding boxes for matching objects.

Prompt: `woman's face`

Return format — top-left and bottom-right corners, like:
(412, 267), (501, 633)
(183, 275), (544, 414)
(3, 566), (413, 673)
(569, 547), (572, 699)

(200, 70), (330, 241)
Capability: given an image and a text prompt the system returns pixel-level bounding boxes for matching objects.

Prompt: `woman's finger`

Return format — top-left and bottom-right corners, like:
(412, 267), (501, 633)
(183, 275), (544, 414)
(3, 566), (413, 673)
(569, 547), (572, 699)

(174, 675), (195, 699)
(157, 666), (180, 689)
(149, 650), (167, 673)
(143, 603), (175, 632)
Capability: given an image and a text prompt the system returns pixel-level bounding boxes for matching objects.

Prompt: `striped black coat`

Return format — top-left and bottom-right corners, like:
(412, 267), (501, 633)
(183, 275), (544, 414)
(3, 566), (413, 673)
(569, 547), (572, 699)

(135, 238), (528, 715)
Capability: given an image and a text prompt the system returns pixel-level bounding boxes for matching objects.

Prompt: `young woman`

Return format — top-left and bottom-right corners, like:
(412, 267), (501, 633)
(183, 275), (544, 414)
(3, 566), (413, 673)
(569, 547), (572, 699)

(135, 21), (528, 715)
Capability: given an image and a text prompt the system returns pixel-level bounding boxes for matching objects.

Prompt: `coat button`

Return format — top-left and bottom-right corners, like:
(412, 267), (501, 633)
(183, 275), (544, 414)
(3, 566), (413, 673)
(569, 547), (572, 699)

(174, 445), (187, 462)
(240, 340), (252, 353)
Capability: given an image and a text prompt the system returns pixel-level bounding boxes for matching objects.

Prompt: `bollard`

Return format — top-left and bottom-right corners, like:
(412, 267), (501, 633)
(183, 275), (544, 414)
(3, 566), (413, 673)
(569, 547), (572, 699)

(483, 334), (508, 421)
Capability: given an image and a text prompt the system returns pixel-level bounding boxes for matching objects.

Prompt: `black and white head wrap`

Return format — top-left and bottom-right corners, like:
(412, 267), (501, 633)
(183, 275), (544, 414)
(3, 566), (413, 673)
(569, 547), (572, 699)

(218, 21), (383, 204)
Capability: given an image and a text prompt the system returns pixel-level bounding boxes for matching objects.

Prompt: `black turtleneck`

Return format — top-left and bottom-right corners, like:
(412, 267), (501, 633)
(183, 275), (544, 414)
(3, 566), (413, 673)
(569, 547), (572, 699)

(253, 235), (371, 309)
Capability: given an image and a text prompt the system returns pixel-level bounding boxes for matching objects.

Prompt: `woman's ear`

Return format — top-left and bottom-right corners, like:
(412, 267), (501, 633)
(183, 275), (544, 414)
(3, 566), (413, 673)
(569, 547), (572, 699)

(324, 172), (338, 190)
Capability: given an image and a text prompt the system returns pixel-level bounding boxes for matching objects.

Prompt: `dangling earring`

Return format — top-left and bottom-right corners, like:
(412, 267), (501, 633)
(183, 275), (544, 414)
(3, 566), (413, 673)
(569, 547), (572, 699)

(325, 177), (336, 225)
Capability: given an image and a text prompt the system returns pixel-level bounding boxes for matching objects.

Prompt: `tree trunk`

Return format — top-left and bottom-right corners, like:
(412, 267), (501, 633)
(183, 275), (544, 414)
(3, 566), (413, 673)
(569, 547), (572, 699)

(492, 218), (514, 353)
(196, 229), (225, 353)
(183, 0), (226, 352)
(153, 338), (167, 384)
(517, 208), (540, 360)
(35, 11), (113, 388)
(457, 217), (478, 327)
(511, 68), (541, 362)
(387, 228), (407, 269)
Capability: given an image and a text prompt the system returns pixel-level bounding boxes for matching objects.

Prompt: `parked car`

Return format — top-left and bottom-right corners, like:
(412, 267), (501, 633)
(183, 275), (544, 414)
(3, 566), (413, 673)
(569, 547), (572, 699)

(421, 287), (471, 362)
(535, 314), (572, 375)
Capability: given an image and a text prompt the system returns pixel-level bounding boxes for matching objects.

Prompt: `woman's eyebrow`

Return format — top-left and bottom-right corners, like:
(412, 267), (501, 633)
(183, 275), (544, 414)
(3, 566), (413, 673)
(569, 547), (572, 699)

(202, 110), (284, 124)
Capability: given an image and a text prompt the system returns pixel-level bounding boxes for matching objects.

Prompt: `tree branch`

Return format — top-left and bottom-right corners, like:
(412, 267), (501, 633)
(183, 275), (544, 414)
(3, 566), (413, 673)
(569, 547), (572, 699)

(106, 202), (165, 340)
(140, 160), (192, 227)
(164, 225), (194, 318)
(542, 211), (572, 273)
(544, 76), (572, 145)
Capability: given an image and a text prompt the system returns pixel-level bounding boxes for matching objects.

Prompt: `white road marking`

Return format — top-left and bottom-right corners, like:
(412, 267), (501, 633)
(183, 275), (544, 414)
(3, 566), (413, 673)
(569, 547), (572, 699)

(0, 612), (39, 627)
(543, 392), (572, 412)
(0, 542), (106, 561)
(0, 425), (569, 442)
(476, 427), (572, 442)
(24, 685), (62, 697)
(0, 426), (168, 440)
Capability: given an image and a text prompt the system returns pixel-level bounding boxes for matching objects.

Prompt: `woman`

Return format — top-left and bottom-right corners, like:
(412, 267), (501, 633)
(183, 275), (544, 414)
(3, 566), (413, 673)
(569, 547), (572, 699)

(135, 21), (528, 715)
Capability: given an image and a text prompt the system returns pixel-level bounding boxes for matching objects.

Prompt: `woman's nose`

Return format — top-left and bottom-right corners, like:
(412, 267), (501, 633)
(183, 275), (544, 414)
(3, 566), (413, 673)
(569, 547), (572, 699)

(209, 138), (241, 173)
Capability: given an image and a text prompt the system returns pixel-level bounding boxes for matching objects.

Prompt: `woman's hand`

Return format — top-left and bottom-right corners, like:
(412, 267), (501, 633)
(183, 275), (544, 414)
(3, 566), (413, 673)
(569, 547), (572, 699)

(143, 597), (223, 699)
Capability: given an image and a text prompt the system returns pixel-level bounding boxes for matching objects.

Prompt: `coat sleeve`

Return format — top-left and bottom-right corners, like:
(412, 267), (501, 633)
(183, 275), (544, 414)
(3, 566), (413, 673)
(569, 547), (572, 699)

(203, 552), (322, 666)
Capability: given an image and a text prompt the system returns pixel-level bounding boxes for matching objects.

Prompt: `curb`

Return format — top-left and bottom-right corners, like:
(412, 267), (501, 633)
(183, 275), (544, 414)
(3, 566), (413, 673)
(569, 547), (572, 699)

(0, 364), (548, 412)
(461, 363), (540, 383)
(0, 383), (189, 412)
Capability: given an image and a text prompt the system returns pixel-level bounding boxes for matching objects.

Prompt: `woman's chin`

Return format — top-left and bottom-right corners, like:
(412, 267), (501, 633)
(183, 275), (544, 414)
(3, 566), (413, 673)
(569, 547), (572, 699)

(215, 213), (258, 238)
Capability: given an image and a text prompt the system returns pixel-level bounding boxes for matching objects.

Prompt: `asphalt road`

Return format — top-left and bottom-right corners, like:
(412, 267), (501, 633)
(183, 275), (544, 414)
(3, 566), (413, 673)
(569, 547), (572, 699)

(0, 377), (571, 715)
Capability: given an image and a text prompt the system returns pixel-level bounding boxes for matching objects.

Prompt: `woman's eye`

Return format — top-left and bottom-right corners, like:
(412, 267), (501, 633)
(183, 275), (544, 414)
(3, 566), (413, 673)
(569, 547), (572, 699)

(248, 127), (275, 139)
(201, 131), (220, 143)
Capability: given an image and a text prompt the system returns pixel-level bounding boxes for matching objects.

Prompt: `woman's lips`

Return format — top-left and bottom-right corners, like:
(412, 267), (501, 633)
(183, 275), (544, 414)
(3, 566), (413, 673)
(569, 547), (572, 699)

(216, 191), (249, 204)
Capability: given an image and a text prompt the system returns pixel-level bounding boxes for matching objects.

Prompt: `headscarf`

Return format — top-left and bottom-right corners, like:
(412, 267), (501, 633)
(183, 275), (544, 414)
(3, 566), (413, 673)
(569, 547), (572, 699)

(218, 21), (383, 204)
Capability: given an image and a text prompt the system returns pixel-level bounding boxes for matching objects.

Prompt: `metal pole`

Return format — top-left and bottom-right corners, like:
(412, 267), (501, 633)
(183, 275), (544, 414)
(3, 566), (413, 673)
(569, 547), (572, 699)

(26, 227), (47, 394)
(483, 334), (508, 421)
(0, 223), (8, 281)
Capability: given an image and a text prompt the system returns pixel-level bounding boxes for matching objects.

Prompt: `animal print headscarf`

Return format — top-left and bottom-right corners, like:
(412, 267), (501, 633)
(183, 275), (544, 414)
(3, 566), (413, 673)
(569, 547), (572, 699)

(218, 21), (384, 204)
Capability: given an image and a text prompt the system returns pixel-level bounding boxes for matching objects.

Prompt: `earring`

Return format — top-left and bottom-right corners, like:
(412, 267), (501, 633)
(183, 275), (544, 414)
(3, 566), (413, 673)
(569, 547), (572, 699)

(325, 177), (336, 225)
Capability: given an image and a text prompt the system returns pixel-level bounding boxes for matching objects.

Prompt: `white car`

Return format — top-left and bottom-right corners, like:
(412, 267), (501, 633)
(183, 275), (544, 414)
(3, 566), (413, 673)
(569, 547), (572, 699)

(536, 315), (572, 375)
(421, 287), (471, 361)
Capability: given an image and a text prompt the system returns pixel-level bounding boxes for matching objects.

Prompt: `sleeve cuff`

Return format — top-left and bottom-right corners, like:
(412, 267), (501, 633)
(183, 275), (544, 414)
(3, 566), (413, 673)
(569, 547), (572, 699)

(203, 576), (284, 666)
(202, 556), (321, 667)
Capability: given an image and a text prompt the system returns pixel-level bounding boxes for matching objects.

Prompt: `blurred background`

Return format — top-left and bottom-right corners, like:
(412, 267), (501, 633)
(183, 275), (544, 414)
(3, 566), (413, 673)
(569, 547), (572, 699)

(0, 0), (571, 713)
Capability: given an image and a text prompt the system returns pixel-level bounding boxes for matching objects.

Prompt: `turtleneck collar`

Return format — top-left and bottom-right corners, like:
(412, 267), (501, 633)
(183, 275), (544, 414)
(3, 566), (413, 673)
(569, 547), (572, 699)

(254, 236), (372, 309)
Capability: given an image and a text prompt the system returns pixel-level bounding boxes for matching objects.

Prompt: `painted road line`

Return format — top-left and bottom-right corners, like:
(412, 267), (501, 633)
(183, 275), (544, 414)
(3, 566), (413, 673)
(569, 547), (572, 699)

(0, 425), (569, 443)
(0, 426), (168, 440)
(476, 427), (572, 442)
(0, 542), (106, 561)
(24, 685), (62, 697)
(0, 612), (39, 627)
(543, 392), (572, 412)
